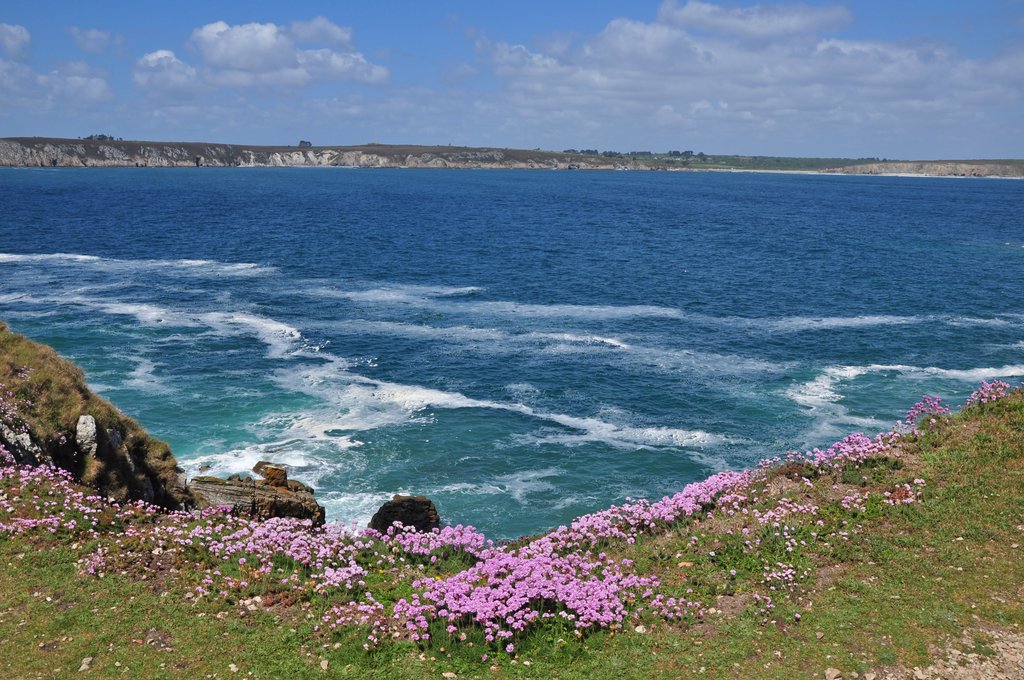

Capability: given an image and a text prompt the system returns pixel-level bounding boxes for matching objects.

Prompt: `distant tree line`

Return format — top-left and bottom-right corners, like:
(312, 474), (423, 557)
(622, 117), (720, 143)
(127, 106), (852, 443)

(83, 134), (124, 141)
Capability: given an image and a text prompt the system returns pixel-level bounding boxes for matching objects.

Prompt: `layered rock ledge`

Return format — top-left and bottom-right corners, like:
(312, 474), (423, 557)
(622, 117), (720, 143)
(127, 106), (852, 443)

(190, 462), (326, 526)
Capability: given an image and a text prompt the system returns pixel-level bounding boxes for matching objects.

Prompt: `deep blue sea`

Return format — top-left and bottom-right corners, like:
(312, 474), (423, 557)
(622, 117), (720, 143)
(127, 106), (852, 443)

(1, 168), (1022, 537)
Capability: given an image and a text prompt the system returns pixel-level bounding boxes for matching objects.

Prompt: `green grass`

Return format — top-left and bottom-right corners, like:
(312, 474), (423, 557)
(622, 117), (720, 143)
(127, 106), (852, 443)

(3, 393), (1024, 678)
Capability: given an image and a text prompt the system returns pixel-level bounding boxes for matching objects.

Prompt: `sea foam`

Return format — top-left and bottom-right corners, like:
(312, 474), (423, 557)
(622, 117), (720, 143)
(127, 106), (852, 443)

(273, 359), (733, 451)
(0, 251), (275, 276)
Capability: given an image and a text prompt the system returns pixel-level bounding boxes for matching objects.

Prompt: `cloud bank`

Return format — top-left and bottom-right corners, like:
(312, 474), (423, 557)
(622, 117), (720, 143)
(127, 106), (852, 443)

(0, 3), (1021, 157)
(468, 0), (1024, 155)
(0, 25), (112, 111)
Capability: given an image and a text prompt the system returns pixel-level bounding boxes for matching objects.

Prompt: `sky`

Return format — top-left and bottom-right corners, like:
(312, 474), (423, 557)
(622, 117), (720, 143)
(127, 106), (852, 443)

(1, 1), (1022, 158)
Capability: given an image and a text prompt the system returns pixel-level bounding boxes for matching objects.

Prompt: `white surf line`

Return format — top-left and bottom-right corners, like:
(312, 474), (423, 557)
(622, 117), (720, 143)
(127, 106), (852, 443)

(0, 293), (306, 360)
(313, 318), (785, 377)
(526, 331), (630, 348)
(784, 367), (889, 447)
(308, 284), (482, 305)
(490, 467), (561, 503)
(786, 364), (1024, 432)
(322, 319), (629, 348)
(0, 252), (275, 276)
(124, 356), (174, 394)
(307, 285), (685, 320)
(789, 363), (1024, 408)
(761, 314), (921, 332)
(333, 319), (508, 343)
(786, 362), (1024, 444)
(649, 311), (1017, 333)
(358, 283), (483, 297)
(307, 285), (1020, 331)
(0, 252), (101, 264)
(443, 300), (686, 320)
(276, 358), (736, 451)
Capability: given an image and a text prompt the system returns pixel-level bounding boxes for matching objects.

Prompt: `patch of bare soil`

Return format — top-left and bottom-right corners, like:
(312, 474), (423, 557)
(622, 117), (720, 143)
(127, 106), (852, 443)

(876, 627), (1024, 680)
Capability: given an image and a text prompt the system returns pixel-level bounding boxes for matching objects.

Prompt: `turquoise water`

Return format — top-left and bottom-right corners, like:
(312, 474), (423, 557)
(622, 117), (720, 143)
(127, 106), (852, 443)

(1, 168), (1022, 537)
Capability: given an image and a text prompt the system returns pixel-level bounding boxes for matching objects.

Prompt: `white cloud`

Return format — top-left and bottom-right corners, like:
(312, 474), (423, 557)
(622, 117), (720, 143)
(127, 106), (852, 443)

(0, 57), (34, 96)
(37, 62), (112, 104)
(191, 21), (296, 73)
(69, 27), (123, 54)
(0, 25), (112, 115)
(133, 50), (199, 93)
(658, 0), (851, 39)
(0, 23), (30, 59)
(298, 48), (387, 83)
(468, 0), (1024, 156)
(0, 56), (111, 111)
(135, 18), (387, 93)
(289, 16), (353, 48)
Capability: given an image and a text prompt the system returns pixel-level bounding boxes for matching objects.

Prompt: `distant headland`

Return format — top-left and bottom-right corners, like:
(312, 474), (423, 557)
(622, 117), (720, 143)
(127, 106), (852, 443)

(1, 136), (1022, 177)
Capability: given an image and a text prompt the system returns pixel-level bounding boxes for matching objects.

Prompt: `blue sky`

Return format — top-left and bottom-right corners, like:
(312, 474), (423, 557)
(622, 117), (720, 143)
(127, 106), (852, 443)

(1, 1), (1022, 158)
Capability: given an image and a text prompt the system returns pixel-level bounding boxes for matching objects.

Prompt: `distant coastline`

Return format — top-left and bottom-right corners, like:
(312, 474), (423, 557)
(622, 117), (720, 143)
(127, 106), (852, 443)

(2, 137), (1022, 177)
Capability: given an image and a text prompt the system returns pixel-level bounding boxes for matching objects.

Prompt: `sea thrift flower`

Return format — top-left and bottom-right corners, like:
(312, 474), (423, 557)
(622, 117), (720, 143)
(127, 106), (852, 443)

(967, 380), (1011, 407)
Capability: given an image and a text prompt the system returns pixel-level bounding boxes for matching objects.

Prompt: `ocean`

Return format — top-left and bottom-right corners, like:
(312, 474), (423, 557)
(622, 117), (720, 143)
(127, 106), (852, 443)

(1, 167), (1022, 537)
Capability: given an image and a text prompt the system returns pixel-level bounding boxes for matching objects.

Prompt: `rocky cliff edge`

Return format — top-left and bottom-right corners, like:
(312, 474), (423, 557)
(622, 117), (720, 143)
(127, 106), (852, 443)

(0, 321), (325, 523)
(0, 321), (191, 509)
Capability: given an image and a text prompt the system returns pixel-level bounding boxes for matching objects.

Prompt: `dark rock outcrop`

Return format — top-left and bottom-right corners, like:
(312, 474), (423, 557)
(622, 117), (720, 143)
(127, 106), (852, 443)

(189, 462), (325, 525)
(70, 411), (186, 508)
(369, 495), (441, 533)
(0, 422), (45, 466)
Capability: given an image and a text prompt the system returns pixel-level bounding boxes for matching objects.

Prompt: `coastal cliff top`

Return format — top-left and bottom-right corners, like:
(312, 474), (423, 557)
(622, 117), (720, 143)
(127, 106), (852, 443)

(2, 329), (1023, 678)
(2, 137), (1022, 175)
(1, 136), (576, 158)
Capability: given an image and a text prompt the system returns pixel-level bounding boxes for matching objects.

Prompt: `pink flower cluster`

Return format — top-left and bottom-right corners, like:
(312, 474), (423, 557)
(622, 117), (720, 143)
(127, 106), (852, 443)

(754, 497), (819, 526)
(385, 465), (830, 648)
(322, 595), (391, 650)
(897, 395), (951, 433)
(779, 432), (898, 471)
(839, 491), (870, 512)
(396, 547), (666, 644)
(966, 380), (1012, 407)
(365, 522), (491, 560)
(0, 447), (154, 537)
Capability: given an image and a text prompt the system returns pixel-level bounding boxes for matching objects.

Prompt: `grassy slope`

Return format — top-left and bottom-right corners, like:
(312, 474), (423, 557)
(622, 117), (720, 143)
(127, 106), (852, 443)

(1, 392), (1022, 679)
(0, 323), (186, 508)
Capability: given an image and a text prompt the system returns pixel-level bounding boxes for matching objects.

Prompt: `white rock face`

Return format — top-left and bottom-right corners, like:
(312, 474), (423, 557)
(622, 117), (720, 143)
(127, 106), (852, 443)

(76, 415), (99, 457)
